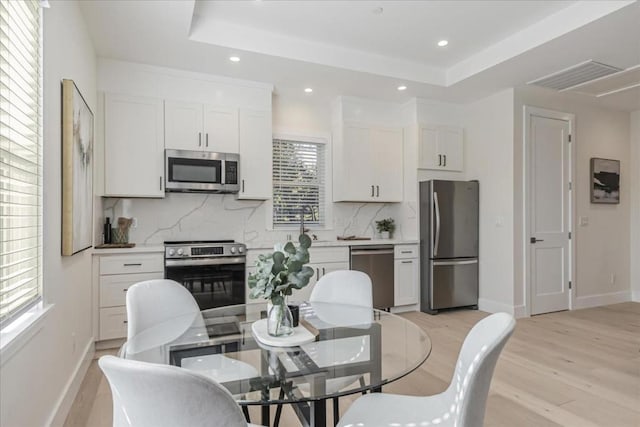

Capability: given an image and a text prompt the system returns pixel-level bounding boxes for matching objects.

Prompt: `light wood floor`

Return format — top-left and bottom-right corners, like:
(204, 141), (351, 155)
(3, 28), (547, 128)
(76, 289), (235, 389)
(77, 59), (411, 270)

(64, 303), (640, 427)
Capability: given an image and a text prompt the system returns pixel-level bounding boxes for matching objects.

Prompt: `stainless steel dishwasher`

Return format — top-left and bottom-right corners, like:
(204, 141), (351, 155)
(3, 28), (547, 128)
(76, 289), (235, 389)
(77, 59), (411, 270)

(350, 245), (394, 309)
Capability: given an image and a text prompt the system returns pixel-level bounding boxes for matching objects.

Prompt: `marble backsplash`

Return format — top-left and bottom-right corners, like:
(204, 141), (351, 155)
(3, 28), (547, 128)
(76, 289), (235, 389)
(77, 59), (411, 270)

(100, 193), (418, 246)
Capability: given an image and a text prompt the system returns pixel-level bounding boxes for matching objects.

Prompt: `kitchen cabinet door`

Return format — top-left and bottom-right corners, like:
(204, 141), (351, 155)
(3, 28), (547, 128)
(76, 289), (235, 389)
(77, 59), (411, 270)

(238, 109), (272, 200)
(372, 127), (403, 202)
(165, 100), (203, 151)
(394, 257), (419, 306)
(418, 125), (464, 172)
(333, 123), (376, 202)
(104, 93), (165, 197)
(203, 106), (239, 153)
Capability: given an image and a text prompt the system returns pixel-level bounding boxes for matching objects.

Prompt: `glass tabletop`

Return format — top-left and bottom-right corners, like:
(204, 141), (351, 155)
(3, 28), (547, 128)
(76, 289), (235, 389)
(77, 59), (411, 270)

(123, 302), (431, 405)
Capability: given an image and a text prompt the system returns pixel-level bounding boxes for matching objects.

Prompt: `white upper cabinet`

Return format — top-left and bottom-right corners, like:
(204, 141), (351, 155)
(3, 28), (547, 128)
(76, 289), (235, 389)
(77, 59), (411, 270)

(333, 122), (403, 202)
(104, 93), (165, 197)
(165, 101), (239, 153)
(238, 109), (272, 200)
(418, 125), (464, 171)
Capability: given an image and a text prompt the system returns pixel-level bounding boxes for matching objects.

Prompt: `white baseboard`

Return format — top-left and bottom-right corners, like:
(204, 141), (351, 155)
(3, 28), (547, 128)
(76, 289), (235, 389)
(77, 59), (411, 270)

(574, 291), (631, 310)
(514, 304), (528, 318)
(48, 338), (95, 427)
(478, 298), (514, 314)
(632, 291), (640, 302)
(391, 304), (419, 314)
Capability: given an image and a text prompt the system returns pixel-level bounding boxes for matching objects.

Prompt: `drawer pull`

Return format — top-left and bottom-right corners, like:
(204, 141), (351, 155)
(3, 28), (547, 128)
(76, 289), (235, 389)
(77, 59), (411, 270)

(123, 320), (128, 324)
(123, 263), (142, 267)
(401, 260), (413, 264)
(401, 251), (413, 254)
(123, 289), (128, 292)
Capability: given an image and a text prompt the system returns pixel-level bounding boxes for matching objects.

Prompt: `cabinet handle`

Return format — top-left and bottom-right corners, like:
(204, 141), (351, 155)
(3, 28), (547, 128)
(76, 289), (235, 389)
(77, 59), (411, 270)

(316, 268), (319, 281)
(123, 263), (142, 267)
(322, 267), (325, 275)
(401, 260), (413, 264)
(159, 176), (163, 191)
(376, 185), (379, 197)
(206, 133), (209, 147)
(198, 132), (202, 147)
(438, 154), (442, 166)
(443, 155), (447, 167)
(371, 185), (374, 197)
(242, 179), (245, 193)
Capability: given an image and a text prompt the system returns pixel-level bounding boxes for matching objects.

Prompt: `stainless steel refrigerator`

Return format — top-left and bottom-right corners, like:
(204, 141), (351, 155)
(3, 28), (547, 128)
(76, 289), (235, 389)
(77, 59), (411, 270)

(420, 180), (479, 314)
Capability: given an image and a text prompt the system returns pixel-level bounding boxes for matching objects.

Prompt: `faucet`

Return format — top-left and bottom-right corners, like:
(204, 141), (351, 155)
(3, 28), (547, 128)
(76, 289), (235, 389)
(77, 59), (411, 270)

(300, 206), (311, 236)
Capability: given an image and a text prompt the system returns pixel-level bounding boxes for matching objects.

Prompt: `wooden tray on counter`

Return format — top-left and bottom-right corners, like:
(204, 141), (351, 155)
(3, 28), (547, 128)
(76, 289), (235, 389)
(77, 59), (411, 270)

(95, 243), (136, 249)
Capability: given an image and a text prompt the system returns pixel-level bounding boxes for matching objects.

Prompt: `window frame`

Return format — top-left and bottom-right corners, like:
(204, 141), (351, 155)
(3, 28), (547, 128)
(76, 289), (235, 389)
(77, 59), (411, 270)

(269, 131), (332, 231)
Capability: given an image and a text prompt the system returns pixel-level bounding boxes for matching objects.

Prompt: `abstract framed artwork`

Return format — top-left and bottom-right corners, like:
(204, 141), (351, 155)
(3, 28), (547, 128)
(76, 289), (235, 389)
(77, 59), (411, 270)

(62, 79), (94, 255)
(590, 158), (620, 204)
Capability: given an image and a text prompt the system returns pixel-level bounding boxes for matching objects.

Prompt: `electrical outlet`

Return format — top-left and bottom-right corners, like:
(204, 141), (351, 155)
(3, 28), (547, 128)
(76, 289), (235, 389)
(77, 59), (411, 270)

(579, 216), (589, 226)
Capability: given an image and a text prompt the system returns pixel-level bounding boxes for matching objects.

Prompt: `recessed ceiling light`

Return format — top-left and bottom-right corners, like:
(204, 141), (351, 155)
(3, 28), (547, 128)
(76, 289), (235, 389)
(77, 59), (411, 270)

(397, 85), (407, 91)
(437, 40), (449, 47)
(304, 88), (313, 93)
(229, 56), (240, 62)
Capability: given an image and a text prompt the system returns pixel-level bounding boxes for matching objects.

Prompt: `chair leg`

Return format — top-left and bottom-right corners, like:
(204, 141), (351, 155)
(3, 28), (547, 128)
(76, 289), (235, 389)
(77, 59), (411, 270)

(359, 376), (367, 395)
(274, 388), (286, 427)
(242, 405), (251, 423)
(333, 397), (339, 426)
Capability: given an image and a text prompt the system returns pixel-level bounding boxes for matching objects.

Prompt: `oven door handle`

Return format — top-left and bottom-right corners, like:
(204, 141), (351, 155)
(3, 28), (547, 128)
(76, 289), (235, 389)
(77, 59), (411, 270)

(165, 257), (246, 267)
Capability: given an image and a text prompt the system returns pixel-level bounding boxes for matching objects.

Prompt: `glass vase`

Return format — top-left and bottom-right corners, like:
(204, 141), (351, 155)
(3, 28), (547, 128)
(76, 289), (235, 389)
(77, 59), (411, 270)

(267, 300), (294, 337)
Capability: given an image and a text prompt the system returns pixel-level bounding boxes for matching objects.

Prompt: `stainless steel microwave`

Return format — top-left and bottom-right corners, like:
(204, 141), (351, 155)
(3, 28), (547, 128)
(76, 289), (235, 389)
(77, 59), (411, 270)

(165, 149), (240, 193)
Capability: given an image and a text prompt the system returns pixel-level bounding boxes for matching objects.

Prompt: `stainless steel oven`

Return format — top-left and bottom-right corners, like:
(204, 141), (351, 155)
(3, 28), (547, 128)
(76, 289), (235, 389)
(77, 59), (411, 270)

(165, 149), (240, 193)
(164, 241), (246, 310)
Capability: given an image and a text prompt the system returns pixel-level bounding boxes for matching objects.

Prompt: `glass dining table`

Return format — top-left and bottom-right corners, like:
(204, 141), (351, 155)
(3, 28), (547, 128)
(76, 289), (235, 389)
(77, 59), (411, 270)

(123, 302), (431, 427)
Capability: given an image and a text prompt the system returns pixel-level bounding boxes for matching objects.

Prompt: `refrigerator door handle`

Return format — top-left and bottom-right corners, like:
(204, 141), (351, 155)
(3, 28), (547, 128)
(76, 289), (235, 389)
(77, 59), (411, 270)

(433, 259), (478, 266)
(434, 191), (441, 256)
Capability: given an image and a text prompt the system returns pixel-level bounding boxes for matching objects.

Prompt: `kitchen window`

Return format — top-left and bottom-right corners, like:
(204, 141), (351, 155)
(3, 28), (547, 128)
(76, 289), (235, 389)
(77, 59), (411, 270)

(272, 137), (326, 229)
(0, 0), (44, 327)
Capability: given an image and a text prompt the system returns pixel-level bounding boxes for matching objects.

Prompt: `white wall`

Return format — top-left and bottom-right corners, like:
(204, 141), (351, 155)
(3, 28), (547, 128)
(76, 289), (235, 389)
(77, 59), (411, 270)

(631, 110), (640, 301)
(463, 89), (516, 314)
(0, 2), (97, 426)
(514, 87), (631, 310)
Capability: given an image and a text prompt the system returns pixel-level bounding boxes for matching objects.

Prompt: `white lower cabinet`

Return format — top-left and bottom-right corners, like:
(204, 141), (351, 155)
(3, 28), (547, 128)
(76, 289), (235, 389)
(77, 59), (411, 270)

(394, 244), (420, 306)
(95, 252), (164, 341)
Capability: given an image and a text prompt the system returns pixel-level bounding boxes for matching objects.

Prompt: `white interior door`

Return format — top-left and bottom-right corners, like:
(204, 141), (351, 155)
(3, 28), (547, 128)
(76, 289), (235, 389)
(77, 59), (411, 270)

(527, 110), (572, 315)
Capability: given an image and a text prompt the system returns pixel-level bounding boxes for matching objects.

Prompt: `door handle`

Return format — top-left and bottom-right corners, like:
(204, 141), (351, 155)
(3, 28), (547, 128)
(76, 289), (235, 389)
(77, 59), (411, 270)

(376, 185), (379, 197)
(530, 237), (544, 244)
(198, 132), (202, 147)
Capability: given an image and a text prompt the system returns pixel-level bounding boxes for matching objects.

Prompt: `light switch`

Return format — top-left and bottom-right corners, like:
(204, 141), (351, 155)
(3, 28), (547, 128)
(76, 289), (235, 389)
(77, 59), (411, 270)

(579, 216), (589, 226)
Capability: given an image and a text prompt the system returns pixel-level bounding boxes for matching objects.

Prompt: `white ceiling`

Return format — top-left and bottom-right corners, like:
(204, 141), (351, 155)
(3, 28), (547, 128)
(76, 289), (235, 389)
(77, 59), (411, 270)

(78, 0), (640, 110)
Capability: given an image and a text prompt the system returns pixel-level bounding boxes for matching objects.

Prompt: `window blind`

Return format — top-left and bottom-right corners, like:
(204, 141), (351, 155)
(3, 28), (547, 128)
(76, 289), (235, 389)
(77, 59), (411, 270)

(0, 0), (43, 326)
(273, 139), (325, 228)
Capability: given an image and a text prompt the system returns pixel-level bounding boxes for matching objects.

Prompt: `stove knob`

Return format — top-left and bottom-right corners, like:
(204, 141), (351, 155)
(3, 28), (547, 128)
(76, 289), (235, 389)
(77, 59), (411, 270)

(230, 246), (237, 254)
(177, 248), (184, 256)
(238, 246), (244, 254)
(168, 248), (176, 256)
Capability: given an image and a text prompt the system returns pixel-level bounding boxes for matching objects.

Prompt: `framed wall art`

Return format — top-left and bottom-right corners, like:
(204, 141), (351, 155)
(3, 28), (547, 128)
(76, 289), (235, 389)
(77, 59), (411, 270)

(62, 79), (94, 255)
(590, 157), (620, 204)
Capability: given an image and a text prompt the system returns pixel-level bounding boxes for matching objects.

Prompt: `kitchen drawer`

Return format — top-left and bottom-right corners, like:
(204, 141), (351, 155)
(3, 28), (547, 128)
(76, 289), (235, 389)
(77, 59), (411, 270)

(100, 306), (128, 340)
(100, 272), (164, 308)
(309, 247), (349, 264)
(99, 253), (164, 275)
(394, 244), (418, 259)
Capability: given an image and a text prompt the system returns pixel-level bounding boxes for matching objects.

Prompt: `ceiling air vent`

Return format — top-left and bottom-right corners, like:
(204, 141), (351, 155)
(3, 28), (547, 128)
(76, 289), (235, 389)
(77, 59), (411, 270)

(527, 60), (622, 91)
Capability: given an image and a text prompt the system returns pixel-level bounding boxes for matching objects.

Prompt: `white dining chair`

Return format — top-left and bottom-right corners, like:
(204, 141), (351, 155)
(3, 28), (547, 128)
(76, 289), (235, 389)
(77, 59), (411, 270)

(99, 355), (262, 427)
(337, 312), (516, 427)
(275, 270), (374, 425)
(123, 279), (258, 412)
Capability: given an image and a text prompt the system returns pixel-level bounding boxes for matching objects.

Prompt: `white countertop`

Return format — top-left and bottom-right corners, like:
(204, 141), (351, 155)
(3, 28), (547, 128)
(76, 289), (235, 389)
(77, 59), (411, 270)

(245, 239), (418, 250)
(91, 244), (165, 255)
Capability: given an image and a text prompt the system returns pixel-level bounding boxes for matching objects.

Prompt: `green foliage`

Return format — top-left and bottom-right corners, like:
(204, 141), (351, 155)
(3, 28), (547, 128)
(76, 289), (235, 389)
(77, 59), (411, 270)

(248, 234), (313, 301)
(375, 218), (396, 233)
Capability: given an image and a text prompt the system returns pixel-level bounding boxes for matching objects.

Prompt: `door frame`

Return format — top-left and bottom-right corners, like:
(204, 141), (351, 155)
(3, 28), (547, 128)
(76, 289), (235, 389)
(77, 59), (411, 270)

(523, 106), (576, 316)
